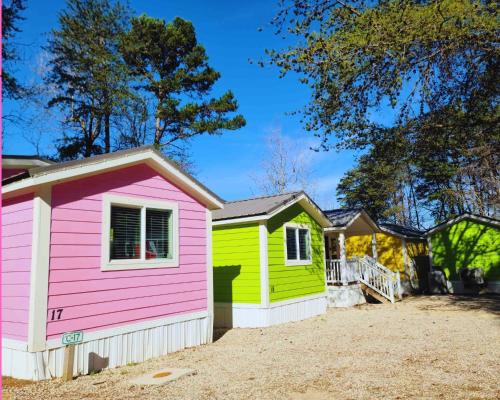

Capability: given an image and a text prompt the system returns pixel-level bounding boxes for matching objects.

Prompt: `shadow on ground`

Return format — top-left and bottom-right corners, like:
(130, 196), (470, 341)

(415, 294), (500, 316)
(213, 328), (232, 342)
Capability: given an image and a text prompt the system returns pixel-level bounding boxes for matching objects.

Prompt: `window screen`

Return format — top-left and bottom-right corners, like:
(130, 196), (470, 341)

(110, 206), (141, 260)
(298, 229), (310, 260)
(286, 227), (297, 260)
(146, 209), (172, 259)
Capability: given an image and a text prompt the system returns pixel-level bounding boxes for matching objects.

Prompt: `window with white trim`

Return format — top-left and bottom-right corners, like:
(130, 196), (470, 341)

(102, 195), (179, 271)
(285, 223), (312, 266)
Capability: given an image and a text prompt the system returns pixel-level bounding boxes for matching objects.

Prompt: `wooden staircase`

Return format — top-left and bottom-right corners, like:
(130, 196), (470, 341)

(360, 283), (392, 304)
(356, 256), (403, 303)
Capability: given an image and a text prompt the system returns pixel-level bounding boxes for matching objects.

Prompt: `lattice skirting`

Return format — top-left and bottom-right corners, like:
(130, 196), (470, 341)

(2, 313), (211, 381)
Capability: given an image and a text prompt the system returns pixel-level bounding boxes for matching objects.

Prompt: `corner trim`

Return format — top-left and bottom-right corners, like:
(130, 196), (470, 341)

(28, 186), (52, 352)
(259, 222), (270, 307)
(206, 208), (214, 342)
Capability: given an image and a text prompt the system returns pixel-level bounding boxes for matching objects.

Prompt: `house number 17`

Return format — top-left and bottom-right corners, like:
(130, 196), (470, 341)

(50, 309), (63, 321)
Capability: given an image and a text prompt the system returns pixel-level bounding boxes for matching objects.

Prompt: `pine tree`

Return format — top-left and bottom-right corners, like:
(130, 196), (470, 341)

(2, 0), (26, 100)
(120, 15), (246, 154)
(46, 0), (131, 159)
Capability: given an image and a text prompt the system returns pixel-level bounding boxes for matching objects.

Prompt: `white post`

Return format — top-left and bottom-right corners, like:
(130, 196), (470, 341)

(371, 233), (378, 261)
(396, 271), (403, 300)
(339, 232), (347, 285)
(401, 238), (408, 295)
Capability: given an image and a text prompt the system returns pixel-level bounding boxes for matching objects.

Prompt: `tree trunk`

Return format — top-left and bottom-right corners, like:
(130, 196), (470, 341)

(105, 112), (111, 153)
(154, 116), (161, 145)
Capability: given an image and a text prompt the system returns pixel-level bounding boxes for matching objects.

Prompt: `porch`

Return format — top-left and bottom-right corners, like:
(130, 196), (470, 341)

(322, 209), (402, 304)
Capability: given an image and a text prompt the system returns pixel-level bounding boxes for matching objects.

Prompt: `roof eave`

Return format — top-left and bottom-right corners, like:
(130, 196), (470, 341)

(2, 148), (224, 210)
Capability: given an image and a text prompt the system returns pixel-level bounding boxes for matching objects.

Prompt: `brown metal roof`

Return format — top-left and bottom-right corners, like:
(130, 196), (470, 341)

(212, 191), (303, 221)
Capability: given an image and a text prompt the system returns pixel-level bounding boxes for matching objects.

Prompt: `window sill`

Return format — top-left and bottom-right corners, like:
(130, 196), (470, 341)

(285, 259), (313, 267)
(101, 258), (179, 271)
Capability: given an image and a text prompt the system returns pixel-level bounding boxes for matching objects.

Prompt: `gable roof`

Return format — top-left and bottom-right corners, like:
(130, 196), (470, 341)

(323, 208), (363, 228)
(323, 208), (379, 233)
(212, 191), (332, 228)
(2, 146), (224, 210)
(379, 223), (425, 239)
(426, 213), (500, 235)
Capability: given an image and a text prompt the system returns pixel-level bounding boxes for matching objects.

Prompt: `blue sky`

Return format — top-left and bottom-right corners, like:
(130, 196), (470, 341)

(2, 0), (362, 207)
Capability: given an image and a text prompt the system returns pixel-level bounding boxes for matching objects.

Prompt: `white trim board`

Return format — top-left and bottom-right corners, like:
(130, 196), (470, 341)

(28, 186), (52, 352)
(215, 293), (327, 310)
(45, 310), (209, 350)
(259, 222), (270, 307)
(2, 338), (28, 351)
(206, 209), (214, 342)
(2, 149), (223, 210)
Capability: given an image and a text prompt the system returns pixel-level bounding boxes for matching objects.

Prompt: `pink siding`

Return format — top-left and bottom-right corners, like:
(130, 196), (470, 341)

(2, 168), (27, 179)
(2, 193), (34, 341)
(47, 164), (208, 340)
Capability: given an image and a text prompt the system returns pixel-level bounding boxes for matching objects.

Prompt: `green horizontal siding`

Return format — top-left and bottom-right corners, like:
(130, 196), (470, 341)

(431, 219), (500, 280)
(267, 203), (326, 302)
(212, 223), (261, 304)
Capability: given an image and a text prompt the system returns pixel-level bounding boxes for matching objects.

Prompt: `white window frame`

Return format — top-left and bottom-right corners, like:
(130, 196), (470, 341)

(284, 222), (312, 266)
(101, 194), (179, 271)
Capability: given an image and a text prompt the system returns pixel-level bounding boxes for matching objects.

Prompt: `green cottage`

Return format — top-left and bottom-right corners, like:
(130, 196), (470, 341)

(427, 214), (500, 293)
(211, 192), (331, 328)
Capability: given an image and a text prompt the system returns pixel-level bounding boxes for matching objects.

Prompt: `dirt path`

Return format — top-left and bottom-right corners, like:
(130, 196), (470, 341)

(4, 295), (500, 400)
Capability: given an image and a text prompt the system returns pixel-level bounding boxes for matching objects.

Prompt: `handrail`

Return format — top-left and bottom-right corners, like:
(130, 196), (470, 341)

(326, 255), (402, 303)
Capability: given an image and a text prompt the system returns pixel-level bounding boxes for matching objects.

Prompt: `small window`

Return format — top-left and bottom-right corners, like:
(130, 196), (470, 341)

(146, 209), (172, 259)
(110, 206), (141, 260)
(285, 224), (312, 266)
(286, 227), (297, 259)
(298, 228), (310, 260)
(102, 195), (179, 271)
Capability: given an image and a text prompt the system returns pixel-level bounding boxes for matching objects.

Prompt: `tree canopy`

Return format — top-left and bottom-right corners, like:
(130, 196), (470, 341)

(120, 15), (246, 151)
(2, 0), (26, 100)
(43, 1), (245, 165)
(269, 0), (499, 223)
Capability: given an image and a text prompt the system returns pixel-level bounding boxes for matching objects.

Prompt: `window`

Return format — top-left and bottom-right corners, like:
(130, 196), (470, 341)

(284, 223), (312, 266)
(102, 195), (179, 271)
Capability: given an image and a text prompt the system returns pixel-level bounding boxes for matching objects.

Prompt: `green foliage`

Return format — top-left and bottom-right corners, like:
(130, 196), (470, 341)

(2, 0), (26, 100)
(271, 0), (499, 224)
(269, 0), (499, 149)
(120, 15), (246, 148)
(337, 128), (422, 225)
(46, 0), (131, 159)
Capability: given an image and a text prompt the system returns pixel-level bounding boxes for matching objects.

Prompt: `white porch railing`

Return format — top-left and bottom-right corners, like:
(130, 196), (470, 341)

(326, 255), (402, 303)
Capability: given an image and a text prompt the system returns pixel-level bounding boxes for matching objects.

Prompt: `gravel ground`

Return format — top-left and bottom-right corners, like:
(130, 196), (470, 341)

(4, 295), (500, 400)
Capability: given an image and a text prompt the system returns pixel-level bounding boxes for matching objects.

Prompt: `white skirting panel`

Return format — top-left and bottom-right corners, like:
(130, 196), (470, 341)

(214, 294), (327, 328)
(2, 314), (211, 381)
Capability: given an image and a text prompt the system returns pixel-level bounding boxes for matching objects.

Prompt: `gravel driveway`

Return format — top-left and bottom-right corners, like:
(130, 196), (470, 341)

(4, 295), (500, 400)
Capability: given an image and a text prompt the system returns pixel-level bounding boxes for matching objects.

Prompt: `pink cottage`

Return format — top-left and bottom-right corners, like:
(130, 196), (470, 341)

(1, 147), (223, 380)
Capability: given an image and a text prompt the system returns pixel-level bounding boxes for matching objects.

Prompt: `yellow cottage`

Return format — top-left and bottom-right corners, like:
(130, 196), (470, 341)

(323, 209), (428, 301)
